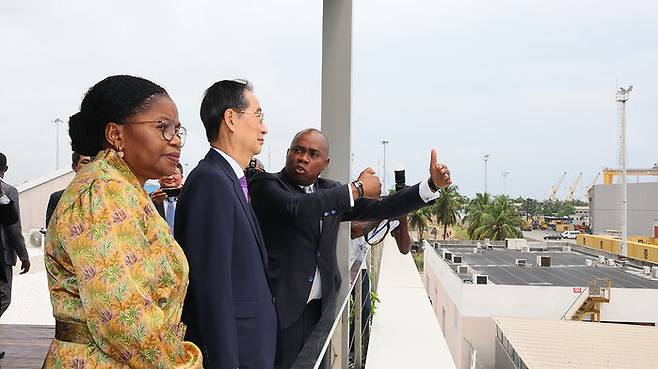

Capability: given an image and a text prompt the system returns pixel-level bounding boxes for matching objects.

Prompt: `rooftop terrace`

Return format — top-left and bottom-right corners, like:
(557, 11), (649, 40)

(436, 244), (658, 288)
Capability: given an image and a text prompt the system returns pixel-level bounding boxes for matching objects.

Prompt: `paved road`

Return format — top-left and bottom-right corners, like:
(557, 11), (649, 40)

(522, 230), (577, 244)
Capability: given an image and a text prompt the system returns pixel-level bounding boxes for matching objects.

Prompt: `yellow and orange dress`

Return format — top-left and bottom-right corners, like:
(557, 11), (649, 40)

(43, 149), (202, 369)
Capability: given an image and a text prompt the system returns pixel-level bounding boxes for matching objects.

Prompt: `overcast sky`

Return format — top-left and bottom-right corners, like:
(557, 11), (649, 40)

(1, 0), (657, 200)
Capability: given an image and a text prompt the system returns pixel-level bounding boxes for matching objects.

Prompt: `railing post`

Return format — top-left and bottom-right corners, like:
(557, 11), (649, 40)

(354, 269), (363, 369)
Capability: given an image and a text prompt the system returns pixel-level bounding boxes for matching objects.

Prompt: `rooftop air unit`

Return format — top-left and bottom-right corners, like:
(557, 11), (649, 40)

(473, 247), (478, 254)
(607, 259), (616, 267)
(586, 259), (593, 267)
(474, 274), (489, 285)
(652, 267), (658, 278)
(453, 256), (463, 264)
(643, 266), (651, 275)
(562, 246), (571, 252)
(515, 259), (526, 267)
(443, 251), (453, 261)
(598, 255), (606, 263)
(457, 265), (468, 274)
(433, 242), (439, 248)
(536, 256), (551, 267)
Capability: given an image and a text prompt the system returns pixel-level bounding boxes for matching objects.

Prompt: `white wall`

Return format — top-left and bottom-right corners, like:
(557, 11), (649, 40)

(17, 170), (74, 236)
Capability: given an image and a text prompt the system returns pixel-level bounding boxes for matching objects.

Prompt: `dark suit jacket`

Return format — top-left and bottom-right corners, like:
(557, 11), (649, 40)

(249, 169), (429, 329)
(175, 149), (277, 369)
(0, 181), (28, 267)
(0, 199), (18, 225)
(45, 189), (64, 227)
(154, 200), (166, 220)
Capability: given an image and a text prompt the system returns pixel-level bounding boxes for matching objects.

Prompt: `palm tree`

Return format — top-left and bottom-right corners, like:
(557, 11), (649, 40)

(433, 185), (465, 239)
(472, 195), (522, 240)
(463, 193), (491, 239)
(408, 207), (430, 241)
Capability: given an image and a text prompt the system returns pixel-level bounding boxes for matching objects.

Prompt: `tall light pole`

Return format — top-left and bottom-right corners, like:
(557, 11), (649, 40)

(381, 140), (389, 194)
(616, 85), (632, 257)
(501, 171), (509, 195)
(483, 154), (490, 194)
(52, 118), (63, 170)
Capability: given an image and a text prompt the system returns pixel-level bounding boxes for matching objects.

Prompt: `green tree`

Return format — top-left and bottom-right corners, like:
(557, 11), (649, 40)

(408, 207), (430, 240)
(433, 185), (466, 239)
(472, 195), (522, 240)
(464, 193), (491, 239)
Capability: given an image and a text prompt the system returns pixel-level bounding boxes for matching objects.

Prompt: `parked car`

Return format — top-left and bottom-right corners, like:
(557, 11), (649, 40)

(544, 233), (562, 240)
(561, 230), (581, 239)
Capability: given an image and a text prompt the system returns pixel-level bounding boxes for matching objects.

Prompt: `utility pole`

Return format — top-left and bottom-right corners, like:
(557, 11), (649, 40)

(501, 171), (509, 195)
(52, 118), (63, 170)
(483, 154), (490, 194)
(381, 140), (389, 195)
(616, 85), (632, 257)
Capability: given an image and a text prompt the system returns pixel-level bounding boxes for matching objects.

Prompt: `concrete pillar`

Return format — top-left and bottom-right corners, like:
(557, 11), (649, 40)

(321, 0), (352, 368)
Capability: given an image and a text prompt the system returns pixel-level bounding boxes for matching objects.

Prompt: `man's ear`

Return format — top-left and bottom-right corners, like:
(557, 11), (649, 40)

(223, 109), (237, 133)
(105, 123), (124, 150)
(323, 157), (331, 171)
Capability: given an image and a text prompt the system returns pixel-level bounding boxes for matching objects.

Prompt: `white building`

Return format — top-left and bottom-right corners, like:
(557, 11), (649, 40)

(423, 241), (658, 369)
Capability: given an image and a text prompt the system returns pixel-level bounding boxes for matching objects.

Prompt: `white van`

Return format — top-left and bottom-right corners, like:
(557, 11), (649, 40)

(561, 230), (581, 239)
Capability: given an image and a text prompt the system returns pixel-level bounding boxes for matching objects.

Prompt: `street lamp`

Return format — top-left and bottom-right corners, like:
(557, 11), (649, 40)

(52, 118), (63, 169)
(616, 85), (632, 257)
(483, 154), (490, 194)
(381, 140), (389, 194)
(501, 171), (509, 195)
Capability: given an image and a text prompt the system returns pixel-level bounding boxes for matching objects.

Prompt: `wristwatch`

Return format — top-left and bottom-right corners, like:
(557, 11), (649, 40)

(352, 180), (364, 200)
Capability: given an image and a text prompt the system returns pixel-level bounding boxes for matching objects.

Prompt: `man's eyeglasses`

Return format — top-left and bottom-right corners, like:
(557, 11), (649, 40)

(126, 119), (187, 146)
(235, 109), (265, 123)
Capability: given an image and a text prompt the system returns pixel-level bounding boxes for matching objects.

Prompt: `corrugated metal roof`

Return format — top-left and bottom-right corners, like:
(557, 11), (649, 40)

(494, 316), (658, 369)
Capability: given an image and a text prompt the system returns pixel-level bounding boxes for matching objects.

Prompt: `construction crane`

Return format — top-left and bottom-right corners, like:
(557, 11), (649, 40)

(584, 173), (600, 202)
(549, 172), (567, 201)
(567, 172), (583, 202)
(602, 164), (658, 184)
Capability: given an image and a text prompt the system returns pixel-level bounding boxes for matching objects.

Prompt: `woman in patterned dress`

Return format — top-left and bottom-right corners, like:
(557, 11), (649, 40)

(43, 75), (203, 369)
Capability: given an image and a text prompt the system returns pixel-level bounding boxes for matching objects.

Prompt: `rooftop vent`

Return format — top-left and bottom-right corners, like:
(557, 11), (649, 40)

(474, 274), (489, 285)
(606, 259), (616, 267)
(457, 265), (468, 274)
(536, 256), (551, 267)
(453, 256), (463, 264)
(598, 255), (606, 263)
(443, 251), (453, 261)
(586, 259), (593, 267)
(643, 266), (651, 275)
(515, 258), (526, 267)
(652, 267), (658, 278)
(473, 247), (478, 254)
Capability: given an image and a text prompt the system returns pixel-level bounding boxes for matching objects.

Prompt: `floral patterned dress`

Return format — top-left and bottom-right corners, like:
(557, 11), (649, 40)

(43, 149), (202, 369)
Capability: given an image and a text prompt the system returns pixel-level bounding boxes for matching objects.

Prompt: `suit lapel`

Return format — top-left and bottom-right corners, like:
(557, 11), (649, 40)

(209, 150), (269, 269)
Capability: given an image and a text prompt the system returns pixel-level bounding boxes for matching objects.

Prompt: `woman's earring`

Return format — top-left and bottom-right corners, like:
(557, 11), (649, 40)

(117, 146), (124, 159)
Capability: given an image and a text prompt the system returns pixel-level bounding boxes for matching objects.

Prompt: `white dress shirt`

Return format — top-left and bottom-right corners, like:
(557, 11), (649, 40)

(213, 147), (245, 180)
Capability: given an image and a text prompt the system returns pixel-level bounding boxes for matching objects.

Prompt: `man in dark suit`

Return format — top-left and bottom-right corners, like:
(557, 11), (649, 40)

(150, 162), (183, 231)
(248, 129), (452, 368)
(0, 153), (31, 360)
(175, 80), (277, 369)
(45, 152), (91, 226)
(0, 180), (15, 361)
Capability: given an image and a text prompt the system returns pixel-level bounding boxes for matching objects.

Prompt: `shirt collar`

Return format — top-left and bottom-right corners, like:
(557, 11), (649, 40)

(213, 147), (245, 179)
